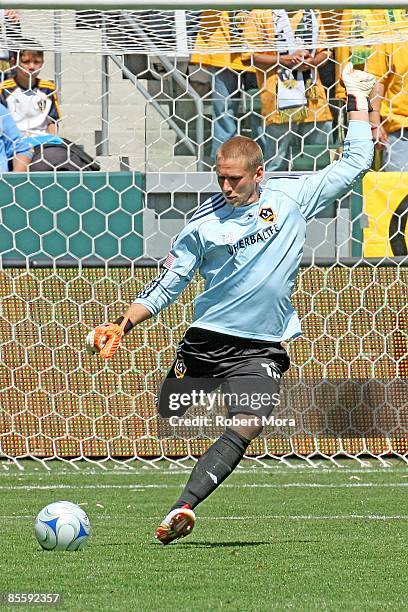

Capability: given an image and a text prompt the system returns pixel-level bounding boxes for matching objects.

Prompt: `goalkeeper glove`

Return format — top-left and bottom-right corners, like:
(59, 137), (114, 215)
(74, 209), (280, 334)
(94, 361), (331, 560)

(86, 317), (129, 360)
(342, 62), (376, 112)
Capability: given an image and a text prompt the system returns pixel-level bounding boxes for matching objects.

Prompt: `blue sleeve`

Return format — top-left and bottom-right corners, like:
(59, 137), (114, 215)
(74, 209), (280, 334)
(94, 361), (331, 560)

(282, 121), (374, 221)
(2, 109), (30, 160)
(133, 224), (203, 316)
(47, 89), (61, 121)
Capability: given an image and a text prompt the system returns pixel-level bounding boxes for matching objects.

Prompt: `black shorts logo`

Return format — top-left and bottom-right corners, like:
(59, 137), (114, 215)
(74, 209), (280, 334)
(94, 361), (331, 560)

(174, 358), (187, 379)
(259, 206), (276, 223)
(261, 362), (281, 380)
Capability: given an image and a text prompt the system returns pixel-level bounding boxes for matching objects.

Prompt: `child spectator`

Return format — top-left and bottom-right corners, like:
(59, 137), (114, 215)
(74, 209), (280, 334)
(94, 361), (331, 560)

(0, 43), (99, 171)
(0, 43), (63, 148)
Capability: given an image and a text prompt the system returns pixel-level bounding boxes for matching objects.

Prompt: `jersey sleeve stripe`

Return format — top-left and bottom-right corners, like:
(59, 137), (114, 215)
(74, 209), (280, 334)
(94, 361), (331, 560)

(135, 269), (169, 300)
(190, 196), (222, 220)
(194, 192), (224, 211)
(0, 80), (17, 92)
(38, 80), (57, 89)
(189, 200), (226, 222)
(190, 194), (225, 221)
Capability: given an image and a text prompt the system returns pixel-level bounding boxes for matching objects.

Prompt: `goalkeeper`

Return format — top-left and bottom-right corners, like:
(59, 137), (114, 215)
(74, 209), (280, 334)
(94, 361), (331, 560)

(87, 64), (376, 544)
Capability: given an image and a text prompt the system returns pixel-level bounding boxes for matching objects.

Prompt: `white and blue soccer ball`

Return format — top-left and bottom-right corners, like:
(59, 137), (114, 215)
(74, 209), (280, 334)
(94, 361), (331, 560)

(34, 501), (91, 551)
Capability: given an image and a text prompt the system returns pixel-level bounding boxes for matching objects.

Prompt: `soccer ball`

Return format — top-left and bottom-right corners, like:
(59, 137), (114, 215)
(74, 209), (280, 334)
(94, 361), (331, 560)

(34, 501), (91, 551)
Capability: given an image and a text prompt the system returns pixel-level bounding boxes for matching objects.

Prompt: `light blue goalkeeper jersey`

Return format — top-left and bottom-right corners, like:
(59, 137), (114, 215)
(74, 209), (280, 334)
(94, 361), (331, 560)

(135, 121), (373, 341)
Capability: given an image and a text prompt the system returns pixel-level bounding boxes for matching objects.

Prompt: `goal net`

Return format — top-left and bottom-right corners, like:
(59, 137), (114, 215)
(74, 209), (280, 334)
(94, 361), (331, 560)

(0, 7), (407, 468)
(2, 9), (408, 55)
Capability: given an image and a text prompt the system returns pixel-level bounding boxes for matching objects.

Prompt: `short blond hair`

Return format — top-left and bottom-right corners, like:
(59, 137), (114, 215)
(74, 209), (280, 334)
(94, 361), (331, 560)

(216, 136), (264, 172)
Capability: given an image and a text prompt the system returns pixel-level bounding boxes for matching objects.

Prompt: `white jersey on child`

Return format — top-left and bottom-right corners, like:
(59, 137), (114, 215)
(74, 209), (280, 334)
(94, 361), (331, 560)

(0, 78), (60, 136)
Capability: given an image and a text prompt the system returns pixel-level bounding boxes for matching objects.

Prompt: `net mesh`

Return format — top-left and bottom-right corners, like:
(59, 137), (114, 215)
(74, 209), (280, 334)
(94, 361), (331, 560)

(0, 7), (407, 467)
(1, 9), (408, 54)
(1, 265), (407, 464)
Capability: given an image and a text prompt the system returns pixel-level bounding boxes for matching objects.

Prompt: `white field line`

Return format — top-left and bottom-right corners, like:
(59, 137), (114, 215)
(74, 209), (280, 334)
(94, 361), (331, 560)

(200, 515), (408, 521)
(0, 482), (408, 491)
(2, 468), (408, 477)
(2, 514), (406, 521)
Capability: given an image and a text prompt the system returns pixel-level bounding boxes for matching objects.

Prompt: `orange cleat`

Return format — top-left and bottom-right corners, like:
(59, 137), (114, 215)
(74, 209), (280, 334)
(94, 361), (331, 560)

(154, 507), (196, 545)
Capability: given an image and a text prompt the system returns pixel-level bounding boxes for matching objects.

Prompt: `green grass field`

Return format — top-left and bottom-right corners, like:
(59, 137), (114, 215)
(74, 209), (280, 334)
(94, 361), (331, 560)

(1, 459), (407, 612)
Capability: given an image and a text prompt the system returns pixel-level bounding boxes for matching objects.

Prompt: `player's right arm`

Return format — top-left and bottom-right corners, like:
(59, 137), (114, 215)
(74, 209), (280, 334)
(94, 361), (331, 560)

(281, 63), (377, 221)
(365, 44), (389, 148)
(86, 223), (203, 359)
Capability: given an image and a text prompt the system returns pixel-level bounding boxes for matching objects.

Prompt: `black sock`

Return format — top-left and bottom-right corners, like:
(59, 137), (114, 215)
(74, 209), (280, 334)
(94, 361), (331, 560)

(171, 429), (251, 511)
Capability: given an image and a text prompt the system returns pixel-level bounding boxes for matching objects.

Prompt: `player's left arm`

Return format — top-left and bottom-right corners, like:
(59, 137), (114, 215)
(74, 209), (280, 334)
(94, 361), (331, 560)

(85, 303), (151, 360)
(86, 224), (204, 359)
(292, 63), (376, 221)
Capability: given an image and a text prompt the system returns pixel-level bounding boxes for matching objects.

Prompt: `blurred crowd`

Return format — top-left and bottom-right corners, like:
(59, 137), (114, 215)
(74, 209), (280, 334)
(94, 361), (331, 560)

(189, 8), (408, 172)
(0, 8), (407, 173)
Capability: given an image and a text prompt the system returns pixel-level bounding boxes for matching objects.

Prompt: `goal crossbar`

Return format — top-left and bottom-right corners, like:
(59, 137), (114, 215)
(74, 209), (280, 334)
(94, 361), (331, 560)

(4, 1), (408, 9)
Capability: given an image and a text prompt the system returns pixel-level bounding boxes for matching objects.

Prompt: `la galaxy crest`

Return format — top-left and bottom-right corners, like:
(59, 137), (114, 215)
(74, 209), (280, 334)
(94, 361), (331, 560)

(174, 357), (187, 379)
(37, 99), (47, 112)
(259, 206), (276, 223)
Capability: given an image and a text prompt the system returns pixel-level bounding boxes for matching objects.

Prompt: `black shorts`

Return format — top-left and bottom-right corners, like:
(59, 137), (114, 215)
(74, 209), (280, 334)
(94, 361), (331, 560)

(158, 327), (290, 419)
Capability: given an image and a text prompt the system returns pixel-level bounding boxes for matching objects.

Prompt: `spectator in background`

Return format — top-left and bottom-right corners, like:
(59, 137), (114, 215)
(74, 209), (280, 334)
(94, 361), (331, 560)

(190, 10), (265, 160)
(333, 10), (400, 101)
(0, 44), (62, 148)
(0, 102), (31, 171)
(0, 44), (99, 171)
(366, 40), (408, 171)
(0, 9), (21, 80)
(242, 9), (332, 171)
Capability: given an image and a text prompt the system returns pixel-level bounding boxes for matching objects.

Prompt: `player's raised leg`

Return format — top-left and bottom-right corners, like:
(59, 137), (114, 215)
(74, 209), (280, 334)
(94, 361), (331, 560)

(154, 415), (261, 544)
